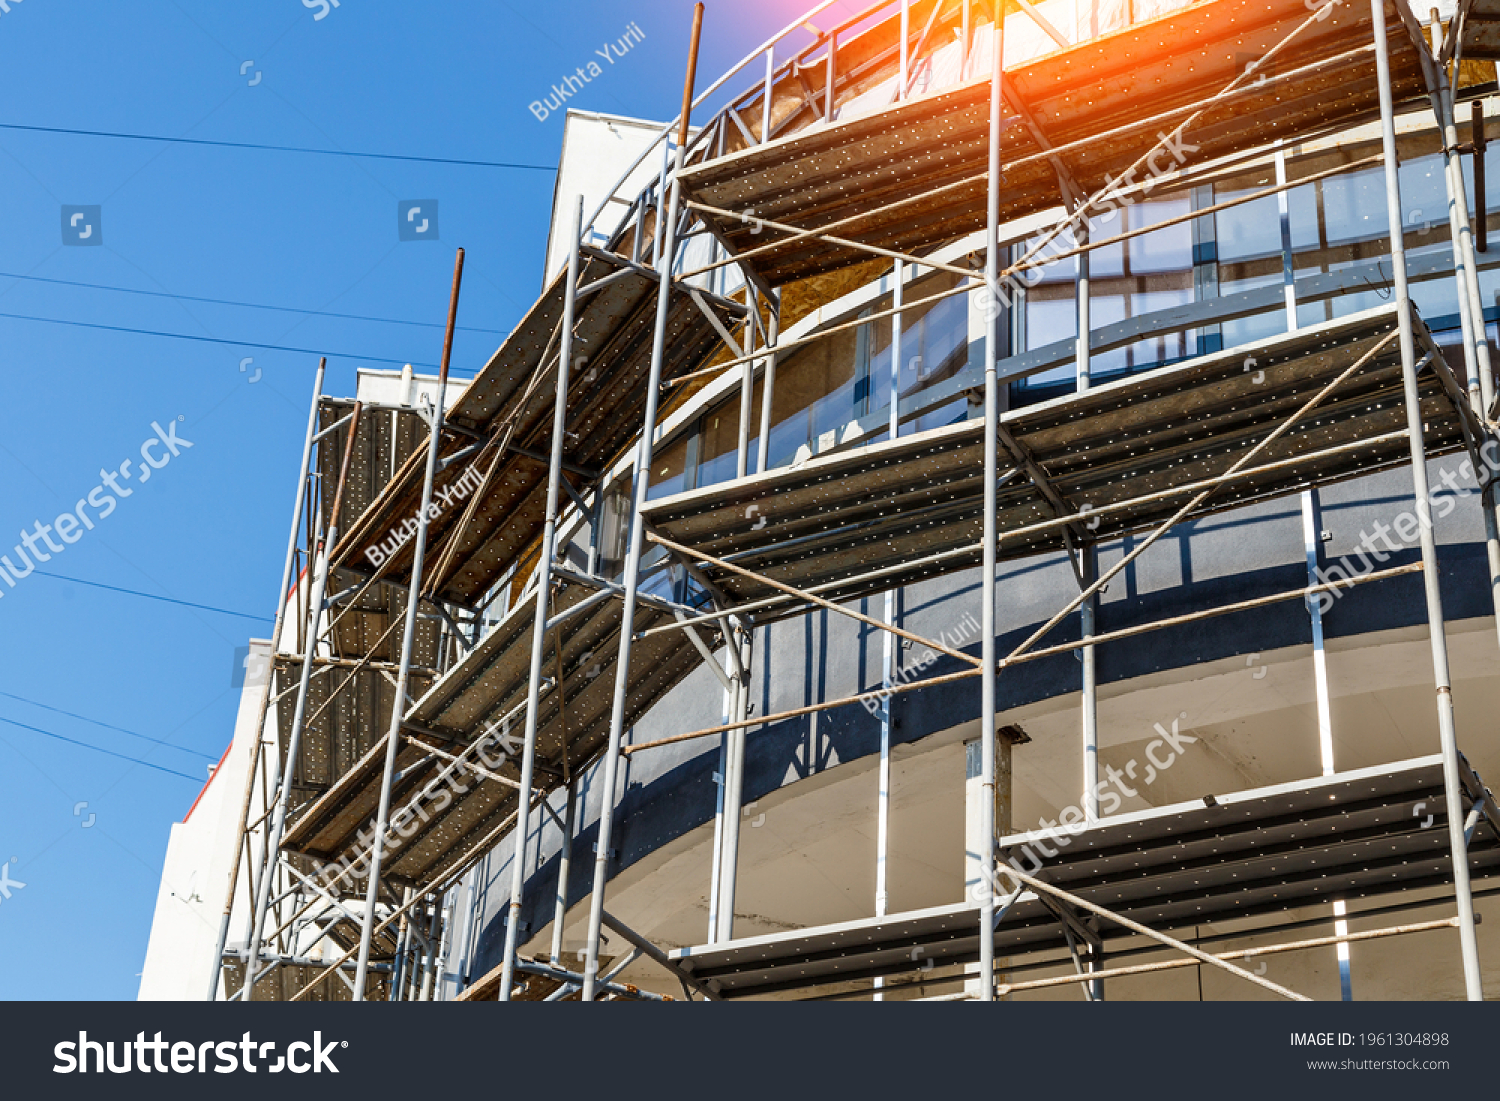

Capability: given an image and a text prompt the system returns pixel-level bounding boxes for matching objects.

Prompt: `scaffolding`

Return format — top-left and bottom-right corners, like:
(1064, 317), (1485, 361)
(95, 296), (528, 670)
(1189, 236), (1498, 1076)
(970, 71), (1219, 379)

(210, 0), (1500, 1003)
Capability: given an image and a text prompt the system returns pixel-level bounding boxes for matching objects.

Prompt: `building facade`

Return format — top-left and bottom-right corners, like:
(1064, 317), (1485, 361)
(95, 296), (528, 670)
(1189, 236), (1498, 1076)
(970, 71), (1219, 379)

(146, 0), (1500, 1003)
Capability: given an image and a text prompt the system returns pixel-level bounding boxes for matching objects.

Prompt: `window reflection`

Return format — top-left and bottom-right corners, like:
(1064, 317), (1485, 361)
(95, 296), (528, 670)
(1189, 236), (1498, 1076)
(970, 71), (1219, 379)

(1019, 199), (1196, 390)
(646, 120), (1500, 506)
(648, 269), (972, 500)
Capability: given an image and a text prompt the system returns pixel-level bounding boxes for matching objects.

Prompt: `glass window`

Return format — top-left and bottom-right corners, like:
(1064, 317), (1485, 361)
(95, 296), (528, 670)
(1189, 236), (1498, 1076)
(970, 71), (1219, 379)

(763, 325), (861, 467)
(1320, 168), (1390, 246)
(1216, 187), (1283, 263)
(1127, 198), (1192, 273)
(646, 434), (689, 501)
(898, 271), (971, 433)
(695, 402), (744, 489)
(849, 271), (973, 437)
(1018, 199), (1196, 393)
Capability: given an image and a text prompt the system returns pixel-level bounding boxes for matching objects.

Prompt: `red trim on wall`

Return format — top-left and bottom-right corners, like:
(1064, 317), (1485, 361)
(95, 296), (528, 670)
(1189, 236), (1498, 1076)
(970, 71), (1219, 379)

(183, 740), (234, 824)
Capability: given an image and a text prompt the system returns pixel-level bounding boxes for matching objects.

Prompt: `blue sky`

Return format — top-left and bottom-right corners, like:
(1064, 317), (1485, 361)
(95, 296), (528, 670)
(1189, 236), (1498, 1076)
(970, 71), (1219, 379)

(0, 0), (828, 1000)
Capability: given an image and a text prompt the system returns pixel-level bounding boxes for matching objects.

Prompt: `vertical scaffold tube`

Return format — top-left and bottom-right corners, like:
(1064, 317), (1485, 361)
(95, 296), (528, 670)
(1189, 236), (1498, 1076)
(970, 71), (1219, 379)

(353, 248), (466, 998)
(1372, 0), (1483, 1001)
(245, 398), (361, 1000)
(978, 0), (1004, 1003)
(499, 198), (584, 1001)
(583, 3), (704, 1002)
(208, 357), (325, 1001)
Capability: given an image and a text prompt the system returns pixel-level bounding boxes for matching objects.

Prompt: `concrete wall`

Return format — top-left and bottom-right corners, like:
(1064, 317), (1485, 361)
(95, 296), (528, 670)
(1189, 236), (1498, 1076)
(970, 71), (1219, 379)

(457, 451), (1500, 985)
(138, 639), (271, 1001)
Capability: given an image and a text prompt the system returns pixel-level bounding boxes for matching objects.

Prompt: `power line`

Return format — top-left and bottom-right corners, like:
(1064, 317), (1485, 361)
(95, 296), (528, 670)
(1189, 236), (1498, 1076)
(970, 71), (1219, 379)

(0, 121), (557, 172)
(0, 714), (206, 782)
(0, 309), (479, 371)
(31, 571), (271, 623)
(0, 689), (220, 762)
(0, 271), (510, 335)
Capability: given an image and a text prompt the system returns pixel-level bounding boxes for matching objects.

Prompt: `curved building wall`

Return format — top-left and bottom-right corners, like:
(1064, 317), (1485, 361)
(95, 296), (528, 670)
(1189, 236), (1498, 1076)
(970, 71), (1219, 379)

(450, 103), (1500, 1001)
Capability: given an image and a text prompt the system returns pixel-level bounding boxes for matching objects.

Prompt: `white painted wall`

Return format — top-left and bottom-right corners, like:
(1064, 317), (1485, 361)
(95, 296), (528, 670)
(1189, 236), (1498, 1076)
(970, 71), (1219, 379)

(544, 111), (674, 284)
(355, 365), (467, 412)
(137, 366), (470, 1001)
(138, 638), (271, 1001)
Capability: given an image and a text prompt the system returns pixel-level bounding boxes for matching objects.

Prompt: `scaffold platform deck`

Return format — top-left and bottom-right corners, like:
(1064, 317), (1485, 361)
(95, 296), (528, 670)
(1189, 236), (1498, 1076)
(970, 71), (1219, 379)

(676, 0), (1428, 286)
(330, 247), (745, 608)
(280, 572), (721, 889)
(284, 300), (1473, 900)
(1454, 0), (1500, 60)
(668, 754), (1500, 998)
(642, 303), (1473, 620)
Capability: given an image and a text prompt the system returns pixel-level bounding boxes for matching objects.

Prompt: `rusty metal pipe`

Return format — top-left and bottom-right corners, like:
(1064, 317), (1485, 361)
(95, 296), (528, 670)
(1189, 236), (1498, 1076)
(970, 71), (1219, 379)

(679, 4), (706, 150)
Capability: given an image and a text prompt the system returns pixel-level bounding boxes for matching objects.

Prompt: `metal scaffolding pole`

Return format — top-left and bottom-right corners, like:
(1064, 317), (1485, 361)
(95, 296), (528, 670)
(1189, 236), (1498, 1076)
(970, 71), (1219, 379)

(707, 692), (728, 942)
(900, 0), (910, 99)
(1077, 536), (1101, 1000)
(738, 294), (757, 479)
(712, 307), (759, 943)
(715, 627), (750, 942)
(550, 779), (576, 963)
(1428, 30), (1497, 408)
(243, 398), (362, 1000)
(873, 260), (906, 999)
(1371, 0), (1483, 1001)
(1425, 16), (1500, 677)
(499, 199), (584, 1001)
(1275, 135), (1353, 1001)
(353, 248), (467, 999)
(391, 885), (415, 1001)
(1303, 487), (1353, 998)
(207, 357), (325, 1001)
(417, 894), (441, 1001)
(878, 259), (905, 922)
(1075, 209), (1100, 843)
(583, 1), (705, 1001)
(977, 0), (1003, 1004)
(755, 301), (781, 476)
